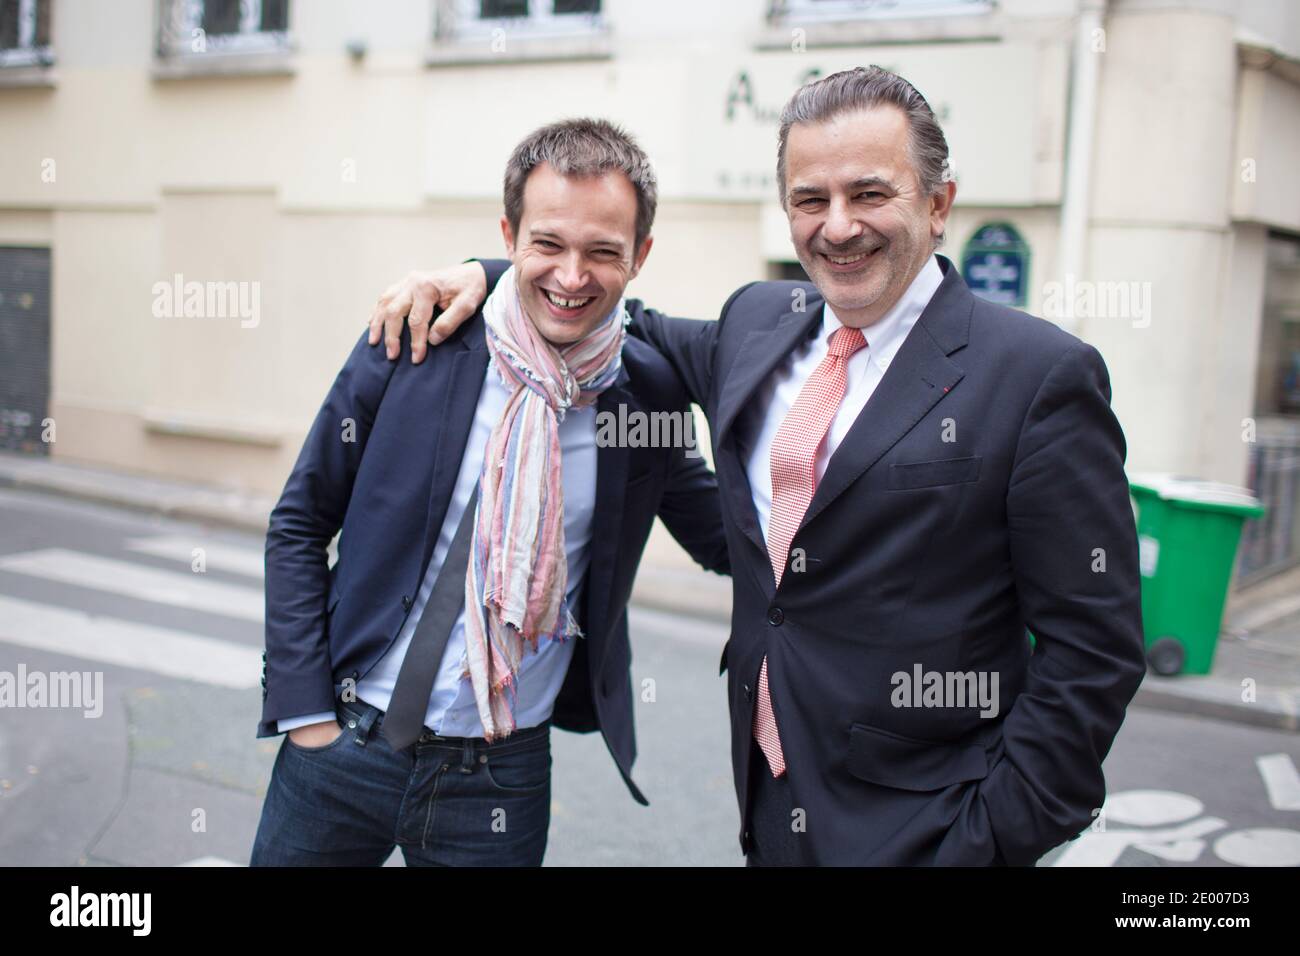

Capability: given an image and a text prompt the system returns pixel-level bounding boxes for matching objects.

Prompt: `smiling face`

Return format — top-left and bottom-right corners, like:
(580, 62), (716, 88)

(501, 162), (652, 347)
(784, 105), (955, 328)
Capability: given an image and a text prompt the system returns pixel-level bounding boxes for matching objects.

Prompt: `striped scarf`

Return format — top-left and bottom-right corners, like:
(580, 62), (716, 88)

(464, 264), (627, 740)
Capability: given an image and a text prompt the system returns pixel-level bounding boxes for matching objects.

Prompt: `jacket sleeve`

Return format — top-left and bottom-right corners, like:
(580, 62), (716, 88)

(478, 257), (510, 294)
(261, 328), (400, 733)
(978, 340), (1147, 864)
(621, 299), (724, 410)
(655, 404), (730, 576)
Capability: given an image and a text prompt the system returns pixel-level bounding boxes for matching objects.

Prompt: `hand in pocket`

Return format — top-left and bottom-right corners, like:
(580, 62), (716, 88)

(288, 719), (343, 749)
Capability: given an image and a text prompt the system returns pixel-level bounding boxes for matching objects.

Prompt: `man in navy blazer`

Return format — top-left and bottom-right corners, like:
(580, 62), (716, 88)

(369, 68), (1146, 866)
(252, 119), (728, 866)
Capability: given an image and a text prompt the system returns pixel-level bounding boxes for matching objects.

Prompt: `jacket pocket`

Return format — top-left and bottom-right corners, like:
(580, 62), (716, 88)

(887, 456), (982, 490)
(845, 722), (989, 792)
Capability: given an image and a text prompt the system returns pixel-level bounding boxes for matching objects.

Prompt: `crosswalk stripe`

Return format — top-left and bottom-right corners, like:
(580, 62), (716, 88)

(0, 548), (263, 622)
(0, 594), (260, 688)
(124, 536), (265, 579)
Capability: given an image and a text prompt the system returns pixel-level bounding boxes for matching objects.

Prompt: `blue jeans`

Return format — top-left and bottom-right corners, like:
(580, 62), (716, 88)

(250, 697), (552, 866)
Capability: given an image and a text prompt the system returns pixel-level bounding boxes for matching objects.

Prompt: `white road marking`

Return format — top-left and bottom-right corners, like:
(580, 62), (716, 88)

(177, 856), (243, 866)
(1051, 816), (1226, 867)
(0, 549), (263, 622)
(1102, 789), (1203, 826)
(124, 536), (264, 579)
(1256, 753), (1300, 811)
(1214, 828), (1300, 867)
(0, 594), (260, 688)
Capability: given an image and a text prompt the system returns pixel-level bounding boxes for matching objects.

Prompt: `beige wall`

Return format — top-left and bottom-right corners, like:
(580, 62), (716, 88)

(0, 0), (1297, 495)
(1083, 4), (1299, 484)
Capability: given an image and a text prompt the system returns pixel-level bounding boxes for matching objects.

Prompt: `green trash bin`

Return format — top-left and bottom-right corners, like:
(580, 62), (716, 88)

(1128, 473), (1265, 676)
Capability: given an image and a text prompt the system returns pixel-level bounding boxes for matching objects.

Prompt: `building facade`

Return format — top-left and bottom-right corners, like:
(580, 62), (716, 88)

(0, 0), (1298, 578)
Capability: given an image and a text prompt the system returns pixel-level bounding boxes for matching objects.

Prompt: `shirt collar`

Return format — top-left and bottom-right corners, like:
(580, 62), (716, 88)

(820, 253), (944, 374)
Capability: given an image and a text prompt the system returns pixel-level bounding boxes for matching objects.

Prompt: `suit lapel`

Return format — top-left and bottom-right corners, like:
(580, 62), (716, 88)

(582, 370), (633, 671)
(715, 302), (824, 443)
(714, 301), (824, 561)
(799, 257), (973, 531)
(419, 318), (489, 574)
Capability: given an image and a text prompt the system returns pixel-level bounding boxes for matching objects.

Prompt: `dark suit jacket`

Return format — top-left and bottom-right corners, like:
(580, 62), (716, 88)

(258, 310), (729, 806)
(480, 254), (1146, 864)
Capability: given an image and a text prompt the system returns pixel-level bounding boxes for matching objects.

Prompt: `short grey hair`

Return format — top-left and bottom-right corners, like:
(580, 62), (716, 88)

(776, 65), (952, 209)
(503, 118), (657, 250)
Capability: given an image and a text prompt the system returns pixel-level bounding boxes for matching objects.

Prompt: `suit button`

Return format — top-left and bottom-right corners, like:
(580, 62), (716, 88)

(767, 607), (784, 626)
(743, 683), (753, 702)
(401, 595), (412, 611)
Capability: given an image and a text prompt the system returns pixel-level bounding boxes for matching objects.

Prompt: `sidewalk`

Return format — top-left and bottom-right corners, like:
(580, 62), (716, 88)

(1, 450), (1295, 732)
(0, 450), (274, 533)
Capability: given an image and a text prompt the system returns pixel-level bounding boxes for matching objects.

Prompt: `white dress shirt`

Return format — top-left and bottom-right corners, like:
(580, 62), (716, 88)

(742, 255), (944, 541)
(279, 359), (598, 737)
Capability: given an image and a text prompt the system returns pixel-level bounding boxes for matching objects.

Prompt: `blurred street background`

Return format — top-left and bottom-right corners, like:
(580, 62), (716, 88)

(1, 0), (1299, 865)
(0, 462), (1297, 866)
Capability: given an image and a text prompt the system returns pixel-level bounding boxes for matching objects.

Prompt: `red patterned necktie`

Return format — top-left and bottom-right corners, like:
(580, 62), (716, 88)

(754, 325), (868, 777)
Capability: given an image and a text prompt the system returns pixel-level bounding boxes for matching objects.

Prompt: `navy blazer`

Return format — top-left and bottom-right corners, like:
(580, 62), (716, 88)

(479, 254), (1146, 864)
(259, 307), (729, 806)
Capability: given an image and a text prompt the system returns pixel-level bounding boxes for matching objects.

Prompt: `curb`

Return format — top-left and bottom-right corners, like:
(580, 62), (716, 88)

(1133, 678), (1299, 733)
(0, 462), (273, 535)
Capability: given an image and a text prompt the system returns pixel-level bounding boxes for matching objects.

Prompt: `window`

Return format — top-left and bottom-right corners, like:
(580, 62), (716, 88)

(0, 0), (52, 68)
(158, 0), (290, 59)
(772, 0), (992, 23)
(1239, 233), (1300, 581)
(1255, 234), (1300, 418)
(438, 0), (603, 43)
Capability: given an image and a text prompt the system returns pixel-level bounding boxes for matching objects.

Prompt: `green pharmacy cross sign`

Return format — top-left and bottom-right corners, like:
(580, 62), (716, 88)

(960, 222), (1030, 308)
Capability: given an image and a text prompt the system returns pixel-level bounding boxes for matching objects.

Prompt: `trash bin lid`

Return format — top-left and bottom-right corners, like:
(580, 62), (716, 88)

(1128, 472), (1265, 515)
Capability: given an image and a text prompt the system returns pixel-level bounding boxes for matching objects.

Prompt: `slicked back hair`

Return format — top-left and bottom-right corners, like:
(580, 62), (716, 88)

(776, 66), (952, 209)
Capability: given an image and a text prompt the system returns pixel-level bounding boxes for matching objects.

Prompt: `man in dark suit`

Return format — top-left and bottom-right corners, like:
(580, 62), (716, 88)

(368, 68), (1146, 866)
(251, 118), (727, 866)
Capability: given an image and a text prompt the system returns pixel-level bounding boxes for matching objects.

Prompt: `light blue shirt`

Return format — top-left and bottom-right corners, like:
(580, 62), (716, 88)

(278, 360), (598, 737)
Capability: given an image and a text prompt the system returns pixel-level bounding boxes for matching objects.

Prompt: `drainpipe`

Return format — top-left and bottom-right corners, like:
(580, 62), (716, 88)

(1057, 0), (1108, 334)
